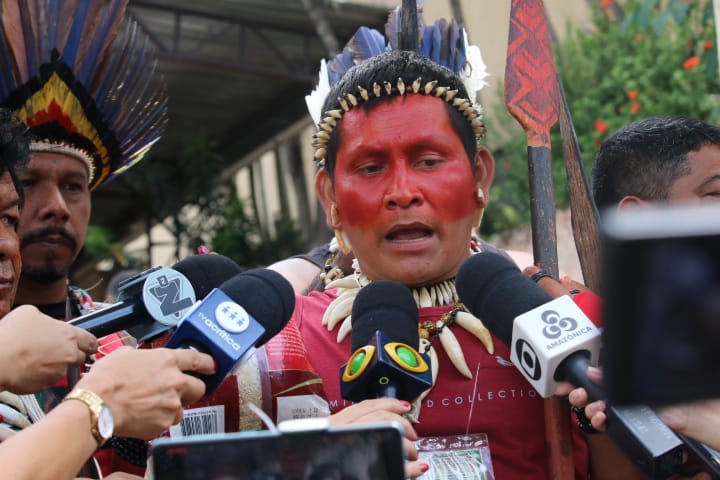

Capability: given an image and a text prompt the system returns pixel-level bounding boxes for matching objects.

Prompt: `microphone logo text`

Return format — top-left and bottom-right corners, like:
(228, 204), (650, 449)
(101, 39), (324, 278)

(200, 312), (242, 351)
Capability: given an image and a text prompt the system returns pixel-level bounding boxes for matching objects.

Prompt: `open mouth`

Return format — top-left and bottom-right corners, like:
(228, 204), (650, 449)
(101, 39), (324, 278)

(386, 226), (433, 242)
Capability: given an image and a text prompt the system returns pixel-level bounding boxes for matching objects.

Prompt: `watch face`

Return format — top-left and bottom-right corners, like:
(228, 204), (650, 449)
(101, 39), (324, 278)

(98, 406), (114, 439)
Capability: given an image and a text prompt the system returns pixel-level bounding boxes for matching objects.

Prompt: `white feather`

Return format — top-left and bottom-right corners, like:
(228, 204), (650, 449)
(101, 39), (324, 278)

(305, 58), (330, 125)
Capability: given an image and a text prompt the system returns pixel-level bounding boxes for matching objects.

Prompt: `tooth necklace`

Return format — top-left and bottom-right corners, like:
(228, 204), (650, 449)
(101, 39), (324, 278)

(320, 249), (495, 422)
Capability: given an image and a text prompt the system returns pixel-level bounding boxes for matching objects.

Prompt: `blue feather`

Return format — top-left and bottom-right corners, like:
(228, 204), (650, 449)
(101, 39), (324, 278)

(419, 25), (433, 58)
(46, 0), (60, 63)
(447, 20), (461, 72)
(0, 28), (18, 98)
(18, 2), (39, 78)
(62, 0), (91, 66)
(436, 18), (450, 68)
(79, 0), (128, 83)
(328, 49), (354, 84)
(430, 23), (441, 64)
(347, 26), (386, 62)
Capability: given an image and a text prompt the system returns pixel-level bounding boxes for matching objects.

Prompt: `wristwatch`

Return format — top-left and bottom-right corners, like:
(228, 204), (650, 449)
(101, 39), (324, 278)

(64, 388), (114, 447)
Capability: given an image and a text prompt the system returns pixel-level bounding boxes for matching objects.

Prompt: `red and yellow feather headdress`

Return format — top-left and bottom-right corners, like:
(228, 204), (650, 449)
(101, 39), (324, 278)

(0, 0), (167, 190)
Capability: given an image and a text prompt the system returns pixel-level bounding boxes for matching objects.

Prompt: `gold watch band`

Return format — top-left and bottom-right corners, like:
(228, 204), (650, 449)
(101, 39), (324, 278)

(63, 388), (112, 447)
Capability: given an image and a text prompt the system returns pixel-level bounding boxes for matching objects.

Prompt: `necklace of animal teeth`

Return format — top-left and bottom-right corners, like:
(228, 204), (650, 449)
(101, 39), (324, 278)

(321, 257), (495, 380)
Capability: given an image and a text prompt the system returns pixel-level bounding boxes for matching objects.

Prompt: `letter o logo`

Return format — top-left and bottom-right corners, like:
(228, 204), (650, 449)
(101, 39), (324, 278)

(515, 339), (542, 381)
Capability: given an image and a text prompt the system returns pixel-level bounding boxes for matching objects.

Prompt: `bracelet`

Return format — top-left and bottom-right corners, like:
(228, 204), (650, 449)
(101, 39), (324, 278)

(572, 406), (600, 434)
(530, 270), (552, 283)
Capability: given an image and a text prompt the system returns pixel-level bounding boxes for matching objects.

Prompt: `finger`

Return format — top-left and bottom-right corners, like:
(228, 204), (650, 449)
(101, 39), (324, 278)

(180, 374), (208, 405)
(586, 366), (603, 385)
(172, 406), (185, 426)
(404, 460), (428, 479)
(73, 327), (99, 355)
(585, 400), (607, 418)
(172, 349), (216, 374)
(559, 276), (591, 294)
(394, 416), (418, 441)
(338, 398), (412, 423)
(554, 382), (575, 396)
(72, 348), (89, 367)
(568, 387), (589, 409)
(590, 410), (607, 432)
(403, 437), (419, 461)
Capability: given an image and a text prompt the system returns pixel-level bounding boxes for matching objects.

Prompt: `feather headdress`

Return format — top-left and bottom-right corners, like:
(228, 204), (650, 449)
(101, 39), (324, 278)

(306, 5), (488, 168)
(0, 0), (167, 190)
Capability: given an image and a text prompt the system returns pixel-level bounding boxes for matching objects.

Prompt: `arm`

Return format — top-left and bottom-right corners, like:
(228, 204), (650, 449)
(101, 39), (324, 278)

(0, 347), (215, 480)
(657, 400), (720, 451)
(0, 305), (98, 393)
(267, 257), (323, 295)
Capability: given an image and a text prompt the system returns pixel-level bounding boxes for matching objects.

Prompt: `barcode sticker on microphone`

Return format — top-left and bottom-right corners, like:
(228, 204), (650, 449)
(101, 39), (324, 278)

(169, 406), (225, 437)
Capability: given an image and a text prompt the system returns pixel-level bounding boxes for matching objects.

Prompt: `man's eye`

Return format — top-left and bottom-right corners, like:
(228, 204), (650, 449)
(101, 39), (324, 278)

(358, 164), (383, 174)
(1, 215), (19, 228)
(64, 182), (84, 192)
(416, 158), (442, 168)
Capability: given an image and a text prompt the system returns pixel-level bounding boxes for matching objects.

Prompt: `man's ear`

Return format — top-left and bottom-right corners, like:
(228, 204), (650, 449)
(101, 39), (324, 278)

(474, 147), (495, 207)
(617, 195), (647, 210)
(314, 169), (338, 228)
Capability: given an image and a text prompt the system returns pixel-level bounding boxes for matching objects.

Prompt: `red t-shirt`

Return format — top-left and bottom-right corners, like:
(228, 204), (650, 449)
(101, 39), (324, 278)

(294, 289), (590, 480)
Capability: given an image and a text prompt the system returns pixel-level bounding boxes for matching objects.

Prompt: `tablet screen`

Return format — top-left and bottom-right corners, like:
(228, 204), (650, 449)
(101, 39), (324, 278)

(151, 423), (406, 480)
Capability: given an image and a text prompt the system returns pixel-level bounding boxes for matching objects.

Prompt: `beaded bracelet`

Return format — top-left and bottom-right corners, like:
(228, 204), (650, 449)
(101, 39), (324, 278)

(572, 406), (601, 434)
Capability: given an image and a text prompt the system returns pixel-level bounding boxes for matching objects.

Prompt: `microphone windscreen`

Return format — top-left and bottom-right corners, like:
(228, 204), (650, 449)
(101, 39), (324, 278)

(219, 268), (295, 345)
(172, 254), (243, 298)
(350, 281), (419, 351)
(456, 253), (553, 346)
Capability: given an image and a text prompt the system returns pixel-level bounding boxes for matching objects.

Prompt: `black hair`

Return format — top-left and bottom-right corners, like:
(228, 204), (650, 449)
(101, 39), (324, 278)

(592, 115), (720, 209)
(321, 50), (478, 178)
(0, 108), (30, 205)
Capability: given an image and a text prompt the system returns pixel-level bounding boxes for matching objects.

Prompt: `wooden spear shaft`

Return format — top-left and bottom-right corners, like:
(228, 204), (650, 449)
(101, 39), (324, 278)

(504, 0), (574, 478)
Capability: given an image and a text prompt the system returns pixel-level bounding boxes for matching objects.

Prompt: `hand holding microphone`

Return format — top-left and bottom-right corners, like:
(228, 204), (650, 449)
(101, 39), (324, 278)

(165, 268), (295, 395)
(0, 305), (98, 394)
(456, 253), (685, 480)
(339, 280), (432, 403)
(333, 281), (427, 478)
(75, 346), (216, 440)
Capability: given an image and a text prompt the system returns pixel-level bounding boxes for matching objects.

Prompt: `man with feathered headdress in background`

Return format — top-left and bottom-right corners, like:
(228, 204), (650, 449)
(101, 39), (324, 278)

(0, 0), (167, 476)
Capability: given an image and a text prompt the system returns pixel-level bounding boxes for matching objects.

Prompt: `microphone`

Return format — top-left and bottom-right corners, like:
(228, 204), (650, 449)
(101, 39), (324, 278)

(70, 254), (243, 342)
(339, 281), (432, 402)
(164, 268), (295, 395)
(456, 253), (684, 480)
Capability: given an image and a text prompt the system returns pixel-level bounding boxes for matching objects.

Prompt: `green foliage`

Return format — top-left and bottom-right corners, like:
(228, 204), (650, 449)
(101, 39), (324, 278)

(208, 182), (305, 268)
(484, 0), (720, 236)
(83, 225), (144, 270)
(119, 132), (304, 268)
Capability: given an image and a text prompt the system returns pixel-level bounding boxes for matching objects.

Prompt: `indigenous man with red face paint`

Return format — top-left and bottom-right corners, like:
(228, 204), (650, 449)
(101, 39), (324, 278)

(268, 47), (629, 479)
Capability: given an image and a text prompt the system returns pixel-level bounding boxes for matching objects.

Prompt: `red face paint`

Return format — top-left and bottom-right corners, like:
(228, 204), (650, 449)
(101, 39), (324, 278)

(332, 95), (480, 287)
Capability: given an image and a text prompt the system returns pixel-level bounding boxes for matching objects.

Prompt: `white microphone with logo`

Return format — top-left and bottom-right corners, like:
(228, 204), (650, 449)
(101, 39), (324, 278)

(510, 294), (601, 398)
(164, 268), (295, 395)
(456, 252), (685, 479)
